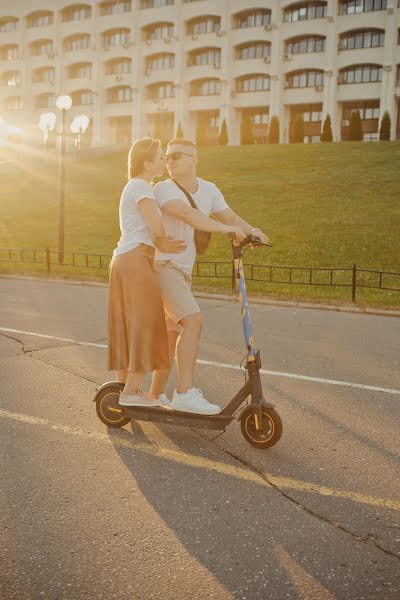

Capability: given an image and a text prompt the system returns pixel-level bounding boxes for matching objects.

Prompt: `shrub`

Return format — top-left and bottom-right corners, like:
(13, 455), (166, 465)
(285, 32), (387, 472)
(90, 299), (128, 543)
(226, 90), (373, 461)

(268, 116), (279, 144)
(379, 111), (391, 141)
(321, 114), (333, 142)
(292, 114), (304, 143)
(218, 119), (229, 146)
(348, 110), (363, 141)
(240, 113), (254, 145)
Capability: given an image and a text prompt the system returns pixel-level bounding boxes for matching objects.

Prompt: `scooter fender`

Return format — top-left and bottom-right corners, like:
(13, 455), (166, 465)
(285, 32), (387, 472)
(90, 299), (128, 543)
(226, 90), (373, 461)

(236, 397), (275, 421)
(93, 380), (124, 401)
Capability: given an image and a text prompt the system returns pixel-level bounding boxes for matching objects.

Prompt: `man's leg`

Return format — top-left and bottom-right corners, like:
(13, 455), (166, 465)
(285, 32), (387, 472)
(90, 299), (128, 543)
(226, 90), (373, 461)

(150, 330), (179, 398)
(175, 312), (203, 393)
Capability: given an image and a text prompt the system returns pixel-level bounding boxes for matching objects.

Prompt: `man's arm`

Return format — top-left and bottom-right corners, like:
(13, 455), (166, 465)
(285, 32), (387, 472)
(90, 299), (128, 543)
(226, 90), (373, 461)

(213, 207), (270, 244)
(161, 199), (245, 236)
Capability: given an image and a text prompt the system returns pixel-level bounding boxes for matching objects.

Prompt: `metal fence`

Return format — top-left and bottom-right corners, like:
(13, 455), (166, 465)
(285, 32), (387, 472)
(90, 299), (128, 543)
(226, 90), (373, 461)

(1, 247), (399, 303)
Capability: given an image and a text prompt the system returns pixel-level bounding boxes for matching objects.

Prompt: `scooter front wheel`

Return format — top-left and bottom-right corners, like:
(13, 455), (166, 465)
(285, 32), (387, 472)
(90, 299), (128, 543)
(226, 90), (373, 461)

(95, 384), (130, 428)
(240, 406), (282, 449)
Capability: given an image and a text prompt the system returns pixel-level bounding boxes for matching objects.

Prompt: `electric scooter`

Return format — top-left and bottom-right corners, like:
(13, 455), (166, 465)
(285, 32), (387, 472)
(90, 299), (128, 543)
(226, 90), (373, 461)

(93, 234), (282, 449)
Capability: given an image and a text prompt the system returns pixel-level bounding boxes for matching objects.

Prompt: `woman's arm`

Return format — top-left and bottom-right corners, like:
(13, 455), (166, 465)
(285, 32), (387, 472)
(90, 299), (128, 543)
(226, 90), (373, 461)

(138, 198), (186, 253)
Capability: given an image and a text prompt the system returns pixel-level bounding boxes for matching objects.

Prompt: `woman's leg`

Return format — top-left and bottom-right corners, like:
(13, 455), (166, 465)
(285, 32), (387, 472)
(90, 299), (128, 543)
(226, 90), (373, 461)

(116, 369), (128, 384)
(123, 371), (146, 396)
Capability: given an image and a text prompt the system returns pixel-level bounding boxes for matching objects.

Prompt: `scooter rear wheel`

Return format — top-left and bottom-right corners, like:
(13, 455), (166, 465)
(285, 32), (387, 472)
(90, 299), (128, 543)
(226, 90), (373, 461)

(240, 406), (282, 449)
(95, 385), (130, 428)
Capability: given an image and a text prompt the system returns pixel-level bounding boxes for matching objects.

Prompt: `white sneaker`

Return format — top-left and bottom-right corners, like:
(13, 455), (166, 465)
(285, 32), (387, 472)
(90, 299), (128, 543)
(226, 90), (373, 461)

(171, 387), (221, 415)
(119, 391), (161, 408)
(159, 393), (171, 407)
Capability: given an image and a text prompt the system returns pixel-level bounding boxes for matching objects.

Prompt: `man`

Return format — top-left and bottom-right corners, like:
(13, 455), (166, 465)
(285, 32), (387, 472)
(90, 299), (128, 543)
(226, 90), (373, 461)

(150, 138), (270, 415)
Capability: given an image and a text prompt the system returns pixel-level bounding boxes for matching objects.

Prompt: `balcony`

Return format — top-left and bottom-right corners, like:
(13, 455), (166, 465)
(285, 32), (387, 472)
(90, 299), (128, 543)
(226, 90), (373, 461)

(337, 80), (382, 102)
(337, 47), (385, 70)
(231, 57), (271, 78)
(187, 93), (221, 111)
(144, 66), (175, 85)
(231, 88), (271, 108)
(283, 85), (325, 105)
(184, 63), (221, 82)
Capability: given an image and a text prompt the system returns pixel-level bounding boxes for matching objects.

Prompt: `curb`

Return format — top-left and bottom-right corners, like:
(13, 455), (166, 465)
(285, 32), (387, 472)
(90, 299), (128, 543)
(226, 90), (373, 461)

(1, 273), (399, 318)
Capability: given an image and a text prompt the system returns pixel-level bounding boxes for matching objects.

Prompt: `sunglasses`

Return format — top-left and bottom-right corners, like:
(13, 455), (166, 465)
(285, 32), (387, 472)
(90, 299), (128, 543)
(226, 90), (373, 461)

(166, 152), (193, 161)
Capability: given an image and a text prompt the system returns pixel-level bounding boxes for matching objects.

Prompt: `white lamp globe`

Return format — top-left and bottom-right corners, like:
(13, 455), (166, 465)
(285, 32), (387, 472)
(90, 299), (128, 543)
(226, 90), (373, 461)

(39, 112), (57, 132)
(56, 95), (72, 111)
(70, 114), (90, 134)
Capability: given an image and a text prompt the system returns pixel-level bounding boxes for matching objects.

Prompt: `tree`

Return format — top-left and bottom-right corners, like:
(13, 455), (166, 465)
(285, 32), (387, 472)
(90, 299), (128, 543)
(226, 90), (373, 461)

(321, 114), (333, 142)
(268, 116), (279, 144)
(176, 122), (184, 138)
(218, 119), (229, 145)
(240, 113), (254, 145)
(379, 111), (391, 141)
(348, 110), (363, 141)
(292, 114), (304, 143)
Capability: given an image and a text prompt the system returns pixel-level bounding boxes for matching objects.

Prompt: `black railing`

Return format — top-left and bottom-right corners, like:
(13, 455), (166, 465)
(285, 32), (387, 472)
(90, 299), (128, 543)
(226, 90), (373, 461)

(1, 247), (399, 303)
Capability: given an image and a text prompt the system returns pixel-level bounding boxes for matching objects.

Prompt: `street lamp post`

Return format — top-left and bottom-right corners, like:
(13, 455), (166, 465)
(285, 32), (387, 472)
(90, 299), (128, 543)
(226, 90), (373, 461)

(39, 98), (89, 265)
(55, 95), (72, 264)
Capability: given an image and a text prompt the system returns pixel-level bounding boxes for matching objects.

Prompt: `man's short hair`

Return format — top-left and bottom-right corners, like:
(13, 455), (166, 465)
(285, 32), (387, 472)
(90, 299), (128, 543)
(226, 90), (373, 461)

(168, 138), (196, 148)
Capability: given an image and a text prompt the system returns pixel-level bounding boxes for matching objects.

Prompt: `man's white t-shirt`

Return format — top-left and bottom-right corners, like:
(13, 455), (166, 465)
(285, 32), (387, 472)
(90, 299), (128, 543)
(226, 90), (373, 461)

(113, 178), (157, 258)
(154, 177), (229, 274)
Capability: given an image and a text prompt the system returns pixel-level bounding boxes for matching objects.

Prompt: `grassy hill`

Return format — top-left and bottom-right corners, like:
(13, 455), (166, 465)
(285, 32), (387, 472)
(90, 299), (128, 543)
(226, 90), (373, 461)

(1, 142), (399, 308)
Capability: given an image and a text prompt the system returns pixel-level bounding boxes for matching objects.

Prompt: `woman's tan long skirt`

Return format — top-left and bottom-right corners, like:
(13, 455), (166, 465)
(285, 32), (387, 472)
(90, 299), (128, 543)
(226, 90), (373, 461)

(108, 244), (169, 373)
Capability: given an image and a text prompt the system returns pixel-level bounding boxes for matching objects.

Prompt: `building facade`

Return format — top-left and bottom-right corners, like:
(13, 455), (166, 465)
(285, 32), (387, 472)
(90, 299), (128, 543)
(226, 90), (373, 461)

(1, 0), (400, 146)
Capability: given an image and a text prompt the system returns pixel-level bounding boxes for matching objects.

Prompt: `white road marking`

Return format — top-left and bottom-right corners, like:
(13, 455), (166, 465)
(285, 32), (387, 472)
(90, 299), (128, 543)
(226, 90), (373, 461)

(1, 326), (399, 396)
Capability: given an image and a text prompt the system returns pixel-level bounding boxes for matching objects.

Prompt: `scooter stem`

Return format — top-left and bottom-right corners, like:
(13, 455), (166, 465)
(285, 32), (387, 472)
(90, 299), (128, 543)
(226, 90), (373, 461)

(234, 256), (257, 362)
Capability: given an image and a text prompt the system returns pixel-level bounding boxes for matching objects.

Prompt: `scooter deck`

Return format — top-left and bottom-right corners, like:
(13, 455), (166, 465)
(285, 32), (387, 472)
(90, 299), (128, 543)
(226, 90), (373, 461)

(118, 404), (235, 431)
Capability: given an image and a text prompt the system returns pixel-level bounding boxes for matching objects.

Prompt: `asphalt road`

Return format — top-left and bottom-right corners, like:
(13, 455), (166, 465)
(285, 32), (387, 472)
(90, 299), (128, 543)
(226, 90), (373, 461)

(0, 277), (399, 600)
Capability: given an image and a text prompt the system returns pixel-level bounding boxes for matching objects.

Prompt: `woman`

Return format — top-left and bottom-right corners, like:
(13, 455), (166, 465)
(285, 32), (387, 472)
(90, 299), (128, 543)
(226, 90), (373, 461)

(108, 138), (186, 407)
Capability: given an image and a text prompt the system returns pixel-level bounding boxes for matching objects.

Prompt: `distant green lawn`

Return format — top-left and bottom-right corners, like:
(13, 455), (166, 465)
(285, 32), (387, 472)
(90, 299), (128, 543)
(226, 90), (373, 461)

(1, 142), (399, 308)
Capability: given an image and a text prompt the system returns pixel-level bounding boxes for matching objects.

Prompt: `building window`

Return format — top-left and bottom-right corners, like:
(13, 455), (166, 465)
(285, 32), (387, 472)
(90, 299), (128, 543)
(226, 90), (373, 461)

(342, 103), (380, 119)
(147, 82), (175, 99)
(237, 75), (270, 92)
(145, 53), (174, 72)
(2, 71), (21, 86)
(144, 23), (174, 41)
(187, 16), (220, 35)
(26, 12), (53, 28)
(0, 18), (18, 33)
(284, 2), (327, 21)
(286, 36), (325, 55)
(31, 40), (54, 56)
(141, 0), (174, 7)
(64, 35), (90, 52)
(107, 86), (132, 102)
(103, 29), (130, 48)
(100, 1), (131, 15)
(188, 48), (221, 67)
(234, 9), (271, 29)
(340, 0), (387, 14)
(190, 78), (221, 96)
(285, 70), (324, 88)
(62, 5), (91, 22)
(105, 58), (131, 74)
(6, 96), (23, 110)
(0, 45), (19, 60)
(339, 64), (382, 84)
(68, 62), (92, 79)
(339, 29), (384, 49)
(235, 42), (271, 60)
(32, 67), (55, 83)
(71, 90), (94, 104)
(36, 93), (57, 108)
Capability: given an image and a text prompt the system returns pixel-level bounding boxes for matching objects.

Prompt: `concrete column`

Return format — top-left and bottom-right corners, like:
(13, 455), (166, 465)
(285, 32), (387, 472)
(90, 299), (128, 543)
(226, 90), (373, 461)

(322, 70), (339, 140)
(381, 9), (396, 139)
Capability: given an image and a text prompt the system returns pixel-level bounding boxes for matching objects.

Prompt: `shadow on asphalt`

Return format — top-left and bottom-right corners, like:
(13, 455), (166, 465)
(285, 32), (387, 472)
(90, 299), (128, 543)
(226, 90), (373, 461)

(105, 423), (399, 599)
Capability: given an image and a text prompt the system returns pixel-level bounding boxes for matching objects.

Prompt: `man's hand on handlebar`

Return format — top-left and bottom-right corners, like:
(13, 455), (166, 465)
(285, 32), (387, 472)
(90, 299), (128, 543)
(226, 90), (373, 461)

(225, 226), (248, 245)
(251, 228), (271, 246)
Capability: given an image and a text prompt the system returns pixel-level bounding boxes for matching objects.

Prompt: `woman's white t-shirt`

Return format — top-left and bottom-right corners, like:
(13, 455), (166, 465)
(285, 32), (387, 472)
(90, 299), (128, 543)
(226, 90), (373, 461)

(113, 178), (156, 258)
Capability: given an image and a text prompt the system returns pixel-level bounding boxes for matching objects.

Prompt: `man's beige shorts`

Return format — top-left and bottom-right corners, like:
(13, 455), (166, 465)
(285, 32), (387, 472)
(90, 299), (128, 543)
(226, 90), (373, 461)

(154, 261), (200, 332)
